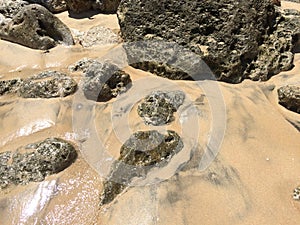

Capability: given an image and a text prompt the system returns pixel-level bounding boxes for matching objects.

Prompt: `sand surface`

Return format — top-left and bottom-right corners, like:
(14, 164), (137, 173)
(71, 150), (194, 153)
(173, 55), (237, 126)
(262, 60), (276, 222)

(0, 1), (300, 225)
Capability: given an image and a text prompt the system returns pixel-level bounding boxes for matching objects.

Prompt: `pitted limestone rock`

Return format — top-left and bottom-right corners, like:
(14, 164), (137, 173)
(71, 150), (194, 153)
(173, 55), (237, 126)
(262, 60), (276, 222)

(18, 71), (77, 98)
(137, 91), (185, 126)
(0, 138), (77, 189)
(81, 61), (132, 102)
(278, 85), (300, 113)
(0, 4), (74, 49)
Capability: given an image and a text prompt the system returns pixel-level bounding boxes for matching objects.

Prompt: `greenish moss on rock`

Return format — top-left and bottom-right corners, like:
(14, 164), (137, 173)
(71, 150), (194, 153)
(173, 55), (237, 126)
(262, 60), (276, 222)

(18, 71), (77, 98)
(137, 91), (185, 126)
(100, 130), (183, 206)
(0, 138), (77, 189)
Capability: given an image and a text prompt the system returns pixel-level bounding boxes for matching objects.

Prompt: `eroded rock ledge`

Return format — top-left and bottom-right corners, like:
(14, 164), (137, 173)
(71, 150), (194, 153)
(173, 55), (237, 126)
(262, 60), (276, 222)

(118, 0), (300, 83)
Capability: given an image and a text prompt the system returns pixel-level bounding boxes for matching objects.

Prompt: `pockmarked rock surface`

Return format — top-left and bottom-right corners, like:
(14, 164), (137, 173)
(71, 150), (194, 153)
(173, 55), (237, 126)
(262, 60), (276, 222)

(66, 0), (120, 14)
(25, 0), (67, 13)
(0, 0), (28, 19)
(0, 4), (74, 49)
(76, 60), (132, 102)
(80, 26), (119, 47)
(278, 85), (300, 113)
(100, 130), (184, 206)
(118, 0), (300, 83)
(0, 138), (77, 189)
(137, 91), (185, 126)
(18, 71), (77, 98)
(0, 79), (23, 95)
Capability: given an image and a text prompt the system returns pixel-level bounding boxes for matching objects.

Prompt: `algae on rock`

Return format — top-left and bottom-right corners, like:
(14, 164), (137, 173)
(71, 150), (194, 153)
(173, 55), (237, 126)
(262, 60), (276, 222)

(100, 130), (184, 206)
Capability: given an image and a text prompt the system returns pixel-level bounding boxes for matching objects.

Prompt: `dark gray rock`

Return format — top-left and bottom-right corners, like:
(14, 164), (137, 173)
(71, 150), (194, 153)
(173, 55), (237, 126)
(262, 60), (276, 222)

(278, 85), (300, 113)
(0, 79), (23, 95)
(118, 0), (300, 83)
(0, 0), (29, 19)
(25, 0), (67, 13)
(66, 0), (120, 14)
(100, 130), (183, 206)
(69, 58), (99, 73)
(81, 61), (132, 102)
(138, 91), (185, 126)
(18, 71), (77, 98)
(0, 4), (74, 50)
(0, 138), (77, 189)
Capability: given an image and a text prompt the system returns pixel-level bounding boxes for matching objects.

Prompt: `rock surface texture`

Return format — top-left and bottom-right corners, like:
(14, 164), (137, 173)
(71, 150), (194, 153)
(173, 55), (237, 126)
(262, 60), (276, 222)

(25, 0), (67, 13)
(117, 0), (300, 83)
(66, 0), (120, 13)
(18, 71), (77, 98)
(0, 4), (74, 49)
(76, 60), (131, 102)
(0, 79), (23, 95)
(278, 85), (300, 113)
(100, 130), (184, 206)
(0, 138), (77, 189)
(138, 91), (185, 126)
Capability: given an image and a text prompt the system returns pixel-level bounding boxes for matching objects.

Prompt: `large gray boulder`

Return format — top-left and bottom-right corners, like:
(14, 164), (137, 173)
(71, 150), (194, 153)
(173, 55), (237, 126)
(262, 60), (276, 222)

(0, 4), (74, 49)
(118, 0), (300, 83)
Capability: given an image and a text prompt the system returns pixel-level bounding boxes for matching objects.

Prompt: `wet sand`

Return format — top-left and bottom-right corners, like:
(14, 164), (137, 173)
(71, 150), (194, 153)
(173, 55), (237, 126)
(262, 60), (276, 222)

(0, 1), (300, 225)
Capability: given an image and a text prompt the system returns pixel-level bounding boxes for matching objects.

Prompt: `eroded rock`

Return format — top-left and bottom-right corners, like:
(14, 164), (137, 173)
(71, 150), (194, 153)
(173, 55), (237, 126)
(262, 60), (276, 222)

(0, 4), (74, 49)
(0, 138), (77, 189)
(81, 60), (131, 102)
(100, 130), (184, 206)
(278, 85), (300, 113)
(138, 91), (185, 126)
(0, 79), (23, 95)
(66, 0), (120, 14)
(0, 0), (28, 19)
(18, 71), (77, 98)
(80, 26), (119, 47)
(25, 0), (67, 13)
(69, 58), (99, 72)
(118, 0), (300, 83)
